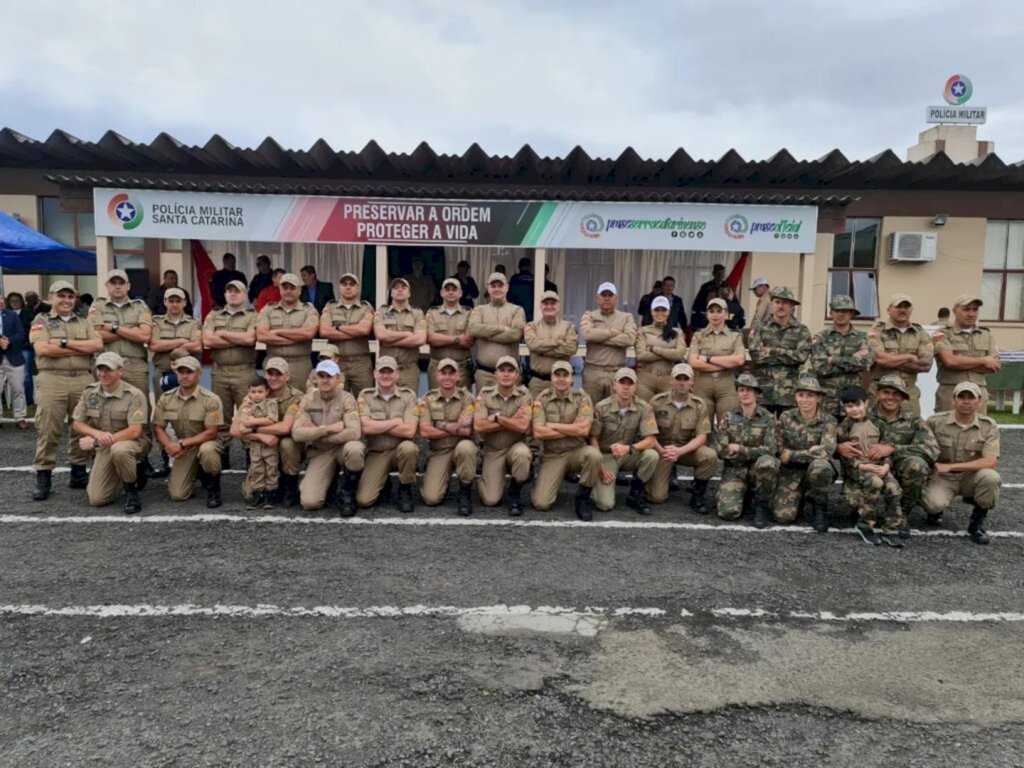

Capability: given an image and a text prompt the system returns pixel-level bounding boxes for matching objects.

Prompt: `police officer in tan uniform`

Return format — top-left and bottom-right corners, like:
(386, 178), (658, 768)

(30, 280), (104, 500)
(689, 297), (746, 423)
(71, 352), (148, 513)
(648, 363), (717, 513)
(867, 293), (934, 417)
(530, 360), (602, 520)
(318, 272), (375, 395)
(257, 272), (320, 388)
(635, 295), (687, 402)
(149, 286), (202, 476)
(923, 381), (1001, 544)
(581, 282), (637, 407)
(467, 272), (526, 392)
(153, 356), (225, 507)
(356, 356), (420, 512)
(474, 355), (532, 515)
(202, 279), (257, 464)
(523, 291), (578, 399)
(932, 293), (1000, 413)
(425, 278), (473, 389)
(418, 357), (478, 515)
(373, 278), (427, 393)
(291, 359), (365, 515)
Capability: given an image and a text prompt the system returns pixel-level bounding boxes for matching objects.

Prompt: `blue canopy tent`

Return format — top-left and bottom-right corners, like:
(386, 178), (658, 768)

(0, 211), (96, 292)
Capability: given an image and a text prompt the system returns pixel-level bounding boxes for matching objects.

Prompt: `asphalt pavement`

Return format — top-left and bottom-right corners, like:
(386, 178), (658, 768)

(2, 424), (1024, 767)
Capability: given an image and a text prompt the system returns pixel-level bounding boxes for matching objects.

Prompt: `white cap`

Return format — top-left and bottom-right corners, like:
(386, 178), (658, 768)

(750, 277), (769, 289)
(597, 282), (617, 296)
(315, 360), (340, 377)
(651, 296), (671, 310)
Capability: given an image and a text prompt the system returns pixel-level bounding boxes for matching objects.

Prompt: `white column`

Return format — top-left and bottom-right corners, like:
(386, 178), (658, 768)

(96, 236), (115, 282)
(374, 244), (388, 309)
(533, 248), (547, 322)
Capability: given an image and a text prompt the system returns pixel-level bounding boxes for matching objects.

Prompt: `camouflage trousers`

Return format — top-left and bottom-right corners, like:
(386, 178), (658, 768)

(773, 459), (836, 523)
(843, 466), (902, 532)
(716, 455), (780, 521)
(891, 455), (931, 504)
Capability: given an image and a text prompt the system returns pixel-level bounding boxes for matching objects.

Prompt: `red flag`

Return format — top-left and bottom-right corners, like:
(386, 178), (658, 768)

(725, 252), (749, 290)
(190, 239), (216, 323)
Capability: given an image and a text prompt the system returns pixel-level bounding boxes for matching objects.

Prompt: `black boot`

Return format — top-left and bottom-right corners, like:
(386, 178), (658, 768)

(669, 473), (681, 492)
(220, 448), (231, 471)
(280, 474), (299, 508)
(338, 472), (359, 518)
(456, 482), (473, 517)
(261, 490), (275, 510)
(397, 482), (414, 514)
(32, 470), (52, 501)
(246, 491), (263, 511)
(68, 464), (89, 489)
(898, 499), (915, 539)
(689, 479), (710, 515)
(967, 505), (990, 545)
(506, 479), (525, 517)
(626, 477), (652, 516)
(123, 482), (142, 515)
(811, 497), (829, 533)
(752, 496), (769, 529)
(574, 486), (594, 522)
(206, 472), (222, 509)
(135, 461), (149, 492)
(151, 451), (171, 479)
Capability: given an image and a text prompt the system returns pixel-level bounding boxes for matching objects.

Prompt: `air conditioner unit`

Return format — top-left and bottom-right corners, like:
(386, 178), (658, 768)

(888, 232), (937, 263)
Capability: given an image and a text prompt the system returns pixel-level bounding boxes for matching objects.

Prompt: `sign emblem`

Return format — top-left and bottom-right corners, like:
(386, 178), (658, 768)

(107, 193), (144, 231)
(943, 74), (973, 106)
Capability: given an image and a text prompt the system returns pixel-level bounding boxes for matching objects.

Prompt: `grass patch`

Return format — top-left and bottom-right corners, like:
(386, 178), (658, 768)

(987, 407), (1024, 425)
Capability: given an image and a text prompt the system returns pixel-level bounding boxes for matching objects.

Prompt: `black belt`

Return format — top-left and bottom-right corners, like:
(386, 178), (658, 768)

(476, 363), (496, 373)
(531, 370), (552, 381)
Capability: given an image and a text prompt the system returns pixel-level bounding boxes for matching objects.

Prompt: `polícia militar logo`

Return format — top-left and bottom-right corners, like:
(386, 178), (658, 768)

(107, 193), (144, 231)
(580, 213), (604, 239)
(943, 74), (973, 106)
(723, 214), (748, 240)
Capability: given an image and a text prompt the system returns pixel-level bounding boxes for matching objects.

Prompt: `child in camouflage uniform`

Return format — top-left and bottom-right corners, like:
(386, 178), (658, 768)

(836, 386), (903, 546)
(239, 375), (281, 510)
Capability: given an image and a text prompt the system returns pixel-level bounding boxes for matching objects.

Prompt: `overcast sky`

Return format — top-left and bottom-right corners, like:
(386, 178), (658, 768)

(1, 0), (1021, 163)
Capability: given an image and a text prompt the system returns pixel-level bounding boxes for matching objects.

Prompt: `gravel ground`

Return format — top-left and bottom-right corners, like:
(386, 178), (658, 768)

(2, 426), (1024, 767)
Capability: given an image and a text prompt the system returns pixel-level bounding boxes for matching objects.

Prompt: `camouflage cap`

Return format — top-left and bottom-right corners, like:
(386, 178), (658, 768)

(487, 272), (508, 285)
(318, 344), (340, 358)
(164, 287), (186, 300)
(876, 374), (909, 398)
(48, 280), (77, 295)
(263, 357), (290, 373)
(953, 293), (983, 308)
(551, 360), (573, 375)
(707, 298), (728, 310)
(173, 355), (201, 372)
(540, 290), (560, 302)
(437, 357), (459, 371)
(496, 355), (520, 370)
(829, 294), (859, 314)
(768, 286), (800, 305)
(614, 367), (637, 383)
(105, 269), (129, 282)
(94, 351), (125, 369)
(953, 381), (982, 398)
(375, 355), (398, 371)
(794, 375), (824, 394)
(735, 373), (763, 391)
(279, 273), (301, 287)
(671, 363), (694, 379)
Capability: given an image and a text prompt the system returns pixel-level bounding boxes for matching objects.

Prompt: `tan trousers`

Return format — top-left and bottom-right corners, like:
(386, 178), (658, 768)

(247, 442), (280, 492)
(299, 442), (367, 511)
(168, 441), (222, 501)
(582, 365), (616, 408)
(395, 364), (421, 395)
(34, 370), (91, 470)
(648, 446), (718, 503)
(241, 437), (304, 501)
(474, 369), (496, 394)
(593, 450), (659, 511)
(213, 364), (252, 448)
(341, 356), (375, 396)
(120, 358), (152, 457)
(428, 358), (471, 390)
(86, 440), (143, 506)
(936, 384), (988, 414)
(636, 368), (671, 404)
(527, 376), (554, 399)
(421, 440), (478, 505)
(479, 443), (531, 506)
(922, 469), (1001, 514)
(531, 446), (602, 511)
(693, 374), (739, 424)
(356, 442), (419, 507)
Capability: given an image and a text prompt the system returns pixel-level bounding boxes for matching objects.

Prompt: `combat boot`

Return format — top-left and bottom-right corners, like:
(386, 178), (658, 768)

(625, 476), (652, 516)
(967, 505), (990, 545)
(32, 470), (52, 501)
(811, 497), (829, 534)
(506, 479), (525, 517)
(246, 491), (263, 511)
(338, 472), (359, 518)
(899, 498), (915, 539)
(152, 450), (171, 479)
(397, 482), (415, 514)
(689, 479), (710, 515)
(574, 486), (594, 522)
(68, 464), (89, 489)
(751, 496), (769, 529)
(122, 482), (142, 515)
(280, 474), (300, 508)
(206, 472), (223, 509)
(135, 461), (149, 492)
(220, 448), (232, 470)
(456, 482), (474, 517)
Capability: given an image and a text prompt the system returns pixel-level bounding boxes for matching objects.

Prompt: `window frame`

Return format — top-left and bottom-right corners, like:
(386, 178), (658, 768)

(982, 220), (1024, 323)
(827, 217), (881, 320)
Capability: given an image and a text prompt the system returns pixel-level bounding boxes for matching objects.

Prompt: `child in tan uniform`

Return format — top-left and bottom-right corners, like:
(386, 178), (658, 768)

(240, 375), (280, 509)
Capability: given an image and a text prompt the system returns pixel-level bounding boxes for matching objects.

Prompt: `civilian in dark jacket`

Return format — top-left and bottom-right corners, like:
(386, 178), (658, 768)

(719, 285), (746, 331)
(147, 270), (194, 316)
(211, 253), (247, 308)
(691, 264), (727, 329)
(0, 292), (28, 427)
(299, 264), (335, 313)
(248, 254), (274, 304)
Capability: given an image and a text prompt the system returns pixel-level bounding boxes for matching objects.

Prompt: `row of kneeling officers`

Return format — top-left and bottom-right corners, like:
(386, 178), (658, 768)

(47, 346), (1001, 547)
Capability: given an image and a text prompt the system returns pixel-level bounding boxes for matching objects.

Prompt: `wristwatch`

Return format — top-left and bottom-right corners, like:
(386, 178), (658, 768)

(628, 445), (636, 455)
(110, 322), (120, 332)
(59, 338), (68, 348)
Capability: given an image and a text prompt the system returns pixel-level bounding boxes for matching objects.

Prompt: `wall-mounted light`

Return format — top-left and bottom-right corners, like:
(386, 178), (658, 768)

(931, 214), (949, 227)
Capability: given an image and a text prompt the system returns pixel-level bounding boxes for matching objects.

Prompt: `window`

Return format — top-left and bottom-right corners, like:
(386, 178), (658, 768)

(982, 221), (1024, 322)
(828, 218), (879, 318)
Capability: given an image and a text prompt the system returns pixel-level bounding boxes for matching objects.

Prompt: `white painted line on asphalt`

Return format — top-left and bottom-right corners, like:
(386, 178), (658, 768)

(1, 514), (1022, 537)
(715, 608), (1024, 623)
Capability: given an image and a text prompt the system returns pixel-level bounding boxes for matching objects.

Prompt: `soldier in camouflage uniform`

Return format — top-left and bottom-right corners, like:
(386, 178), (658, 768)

(804, 295), (874, 420)
(867, 293), (934, 417)
(712, 373), (780, 522)
(747, 286), (811, 415)
(772, 375), (837, 531)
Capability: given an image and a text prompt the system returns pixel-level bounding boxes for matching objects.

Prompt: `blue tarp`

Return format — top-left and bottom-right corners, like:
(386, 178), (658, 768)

(0, 211), (96, 273)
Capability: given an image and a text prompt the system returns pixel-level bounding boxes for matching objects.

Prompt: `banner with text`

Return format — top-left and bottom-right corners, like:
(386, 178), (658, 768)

(94, 189), (818, 253)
